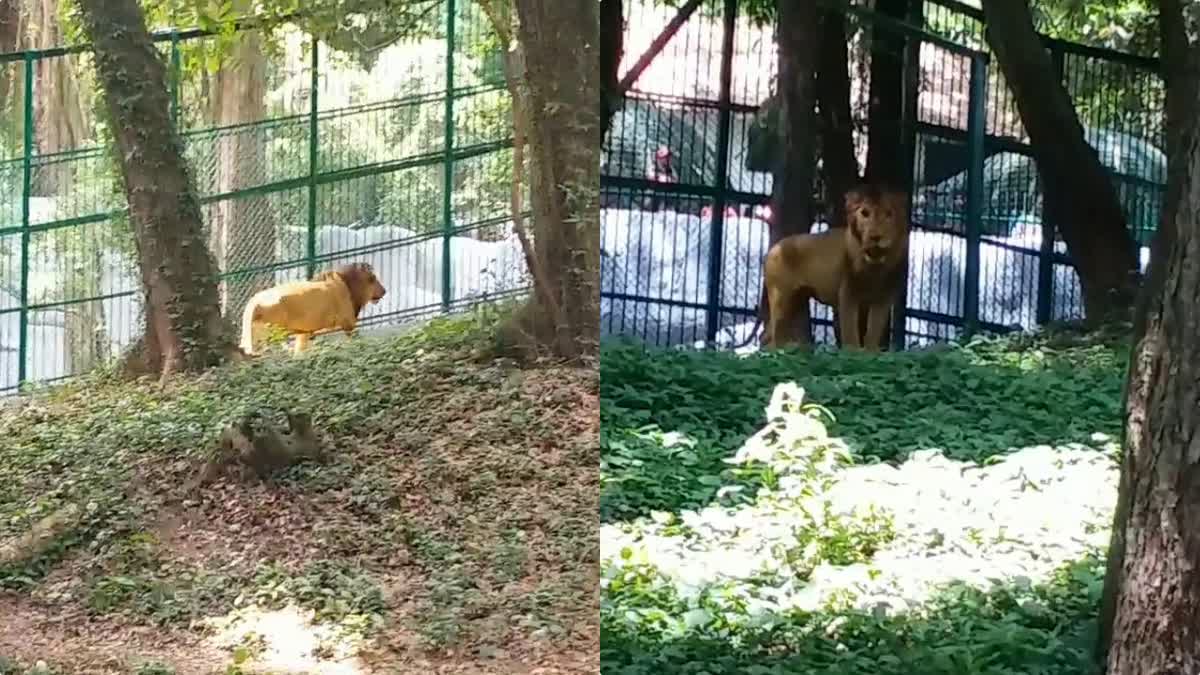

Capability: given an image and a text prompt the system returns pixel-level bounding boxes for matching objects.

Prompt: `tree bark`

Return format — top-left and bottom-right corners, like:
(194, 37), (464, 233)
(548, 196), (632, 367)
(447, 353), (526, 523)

(1097, 0), (1193, 665)
(27, 0), (101, 374)
(0, 0), (21, 108)
(772, 0), (821, 245)
(77, 0), (232, 379)
(815, 9), (859, 230)
(980, 0), (1140, 325)
(510, 0), (600, 360)
(30, 0), (88, 196)
(864, 0), (911, 185)
(600, 0), (623, 143)
(210, 19), (275, 337)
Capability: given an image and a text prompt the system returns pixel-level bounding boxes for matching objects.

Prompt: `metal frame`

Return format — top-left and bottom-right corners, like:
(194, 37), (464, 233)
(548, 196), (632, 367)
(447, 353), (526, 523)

(599, 0), (1165, 350)
(0, 3), (522, 393)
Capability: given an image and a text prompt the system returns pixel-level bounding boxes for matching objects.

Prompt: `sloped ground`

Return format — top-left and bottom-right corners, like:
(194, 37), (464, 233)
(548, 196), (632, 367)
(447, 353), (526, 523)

(0, 314), (598, 675)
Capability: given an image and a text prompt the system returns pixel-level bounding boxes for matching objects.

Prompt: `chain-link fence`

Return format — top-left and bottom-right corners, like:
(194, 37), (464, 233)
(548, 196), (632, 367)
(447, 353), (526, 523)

(600, 0), (1164, 350)
(0, 0), (530, 393)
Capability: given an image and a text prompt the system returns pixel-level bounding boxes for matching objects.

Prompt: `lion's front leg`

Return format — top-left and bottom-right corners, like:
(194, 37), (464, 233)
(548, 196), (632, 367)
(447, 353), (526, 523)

(863, 301), (893, 353)
(293, 332), (312, 355)
(837, 283), (863, 350)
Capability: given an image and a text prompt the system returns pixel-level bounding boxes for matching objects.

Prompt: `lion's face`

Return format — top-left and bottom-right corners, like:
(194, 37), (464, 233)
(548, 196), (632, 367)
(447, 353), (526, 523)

(337, 262), (387, 308)
(845, 187), (909, 265)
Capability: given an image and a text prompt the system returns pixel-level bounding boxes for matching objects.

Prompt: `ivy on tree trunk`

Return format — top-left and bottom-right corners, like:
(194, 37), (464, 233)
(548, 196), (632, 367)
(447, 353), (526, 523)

(76, 0), (232, 380)
(509, 0), (600, 360)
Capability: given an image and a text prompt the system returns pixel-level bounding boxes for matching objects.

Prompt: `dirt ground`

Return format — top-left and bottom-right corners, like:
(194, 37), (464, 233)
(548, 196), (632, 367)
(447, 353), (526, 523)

(0, 330), (598, 675)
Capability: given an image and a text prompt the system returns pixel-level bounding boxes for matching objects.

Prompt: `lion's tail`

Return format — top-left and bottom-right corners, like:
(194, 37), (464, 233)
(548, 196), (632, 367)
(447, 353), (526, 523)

(733, 283), (769, 350)
(240, 296), (262, 355)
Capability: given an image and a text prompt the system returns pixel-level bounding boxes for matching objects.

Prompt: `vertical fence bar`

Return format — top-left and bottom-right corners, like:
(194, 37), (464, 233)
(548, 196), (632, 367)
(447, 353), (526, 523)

(441, 0), (456, 313)
(169, 31), (181, 129)
(1037, 48), (1065, 325)
(963, 54), (988, 336)
(704, 0), (736, 345)
(892, 2), (924, 351)
(306, 38), (319, 279)
(17, 54), (34, 390)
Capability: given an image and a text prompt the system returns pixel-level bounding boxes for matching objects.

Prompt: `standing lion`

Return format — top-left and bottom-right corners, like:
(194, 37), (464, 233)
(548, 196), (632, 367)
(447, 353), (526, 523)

(760, 185), (910, 351)
(240, 262), (387, 356)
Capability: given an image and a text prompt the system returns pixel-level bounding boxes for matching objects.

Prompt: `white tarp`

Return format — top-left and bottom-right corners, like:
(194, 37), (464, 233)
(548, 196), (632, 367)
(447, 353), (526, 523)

(600, 208), (1151, 349)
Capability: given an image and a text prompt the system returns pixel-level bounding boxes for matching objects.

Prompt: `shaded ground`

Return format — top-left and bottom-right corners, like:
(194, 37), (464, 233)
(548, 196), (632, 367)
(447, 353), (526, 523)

(0, 315), (598, 674)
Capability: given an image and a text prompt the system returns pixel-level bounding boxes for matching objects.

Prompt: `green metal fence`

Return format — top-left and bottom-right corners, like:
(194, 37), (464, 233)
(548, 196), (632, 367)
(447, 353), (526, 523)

(0, 0), (529, 394)
(599, 0), (1164, 350)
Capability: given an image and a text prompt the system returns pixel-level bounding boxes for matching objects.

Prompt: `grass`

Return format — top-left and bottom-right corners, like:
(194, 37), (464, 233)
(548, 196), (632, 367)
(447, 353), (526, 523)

(0, 308), (598, 674)
(601, 330), (1126, 522)
(600, 329), (1128, 675)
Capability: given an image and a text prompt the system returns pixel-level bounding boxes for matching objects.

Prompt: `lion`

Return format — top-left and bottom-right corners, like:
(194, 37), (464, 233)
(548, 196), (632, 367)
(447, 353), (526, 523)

(759, 185), (910, 351)
(240, 262), (387, 356)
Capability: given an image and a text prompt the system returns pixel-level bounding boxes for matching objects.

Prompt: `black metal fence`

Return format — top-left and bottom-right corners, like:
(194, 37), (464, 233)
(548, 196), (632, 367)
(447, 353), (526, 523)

(599, 0), (1165, 350)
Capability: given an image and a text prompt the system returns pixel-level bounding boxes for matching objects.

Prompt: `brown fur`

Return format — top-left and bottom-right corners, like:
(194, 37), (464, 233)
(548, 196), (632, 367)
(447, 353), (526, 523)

(240, 262), (387, 356)
(761, 185), (910, 351)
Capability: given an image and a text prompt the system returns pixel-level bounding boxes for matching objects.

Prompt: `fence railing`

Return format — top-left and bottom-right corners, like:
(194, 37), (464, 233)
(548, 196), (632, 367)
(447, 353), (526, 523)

(0, 0), (530, 393)
(599, 0), (1164, 350)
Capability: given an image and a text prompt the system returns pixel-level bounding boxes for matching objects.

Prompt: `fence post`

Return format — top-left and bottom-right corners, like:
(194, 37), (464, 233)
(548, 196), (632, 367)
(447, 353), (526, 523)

(1037, 48), (1065, 325)
(963, 53), (987, 336)
(704, 0), (736, 345)
(892, 3), (925, 351)
(441, 0), (456, 313)
(306, 38), (319, 280)
(169, 30), (181, 129)
(17, 53), (34, 390)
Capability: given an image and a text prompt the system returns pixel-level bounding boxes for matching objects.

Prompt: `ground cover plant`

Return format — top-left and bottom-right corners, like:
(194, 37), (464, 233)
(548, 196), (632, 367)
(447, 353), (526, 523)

(0, 309), (598, 674)
(600, 328), (1128, 674)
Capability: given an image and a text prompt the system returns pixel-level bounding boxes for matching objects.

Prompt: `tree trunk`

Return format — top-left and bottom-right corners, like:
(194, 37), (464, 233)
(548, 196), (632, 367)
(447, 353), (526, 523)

(0, 0), (20, 109)
(980, 0), (1140, 325)
(510, 0), (600, 360)
(77, 0), (232, 380)
(30, 0), (89, 196)
(600, 0), (623, 143)
(210, 21), (275, 336)
(27, 0), (101, 374)
(864, 0), (910, 185)
(1102, 120), (1200, 674)
(815, 9), (859, 230)
(0, 0), (16, 50)
(1097, 0), (1193, 665)
(772, 0), (821, 245)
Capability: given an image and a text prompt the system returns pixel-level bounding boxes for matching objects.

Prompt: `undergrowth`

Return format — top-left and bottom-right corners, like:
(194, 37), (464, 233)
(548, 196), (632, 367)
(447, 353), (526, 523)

(601, 330), (1126, 521)
(0, 314), (492, 542)
(600, 328), (1126, 675)
(0, 303), (599, 672)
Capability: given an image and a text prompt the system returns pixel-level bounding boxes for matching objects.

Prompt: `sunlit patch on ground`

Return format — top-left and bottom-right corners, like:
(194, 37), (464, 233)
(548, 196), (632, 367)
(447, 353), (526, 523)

(601, 338), (1125, 673)
(601, 384), (1119, 625)
(205, 604), (368, 675)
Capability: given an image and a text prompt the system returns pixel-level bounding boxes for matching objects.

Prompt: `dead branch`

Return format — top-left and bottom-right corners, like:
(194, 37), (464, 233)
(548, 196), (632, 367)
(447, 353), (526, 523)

(193, 411), (326, 488)
(0, 503), (83, 569)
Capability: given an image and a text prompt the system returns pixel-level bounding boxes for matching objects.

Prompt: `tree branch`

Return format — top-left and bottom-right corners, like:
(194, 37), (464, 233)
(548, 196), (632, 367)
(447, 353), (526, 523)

(617, 0), (703, 93)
